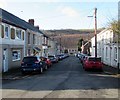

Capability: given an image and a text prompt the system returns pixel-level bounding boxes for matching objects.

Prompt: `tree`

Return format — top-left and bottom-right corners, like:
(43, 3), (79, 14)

(109, 20), (120, 42)
(77, 38), (83, 52)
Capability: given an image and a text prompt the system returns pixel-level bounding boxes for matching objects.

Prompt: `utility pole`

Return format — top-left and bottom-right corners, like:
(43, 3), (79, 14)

(59, 34), (62, 54)
(94, 8), (97, 58)
(88, 8), (97, 57)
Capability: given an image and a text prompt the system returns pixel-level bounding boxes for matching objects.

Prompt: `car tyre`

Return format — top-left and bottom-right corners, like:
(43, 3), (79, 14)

(22, 71), (26, 75)
(45, 65), (48, 70)
(40, 67), (43, 73)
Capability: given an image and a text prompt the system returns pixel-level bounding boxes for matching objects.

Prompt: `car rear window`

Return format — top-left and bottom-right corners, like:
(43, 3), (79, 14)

(48, 56), (54, 58)
(88, 58), (101, 62)
(23, 57), (37, 63)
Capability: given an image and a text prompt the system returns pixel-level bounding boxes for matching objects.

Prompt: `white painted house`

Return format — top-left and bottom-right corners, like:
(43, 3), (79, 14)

(91, 28), (120, 68)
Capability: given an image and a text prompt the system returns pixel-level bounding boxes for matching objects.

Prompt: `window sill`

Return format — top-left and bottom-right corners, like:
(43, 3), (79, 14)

(12, 59), (20, 62)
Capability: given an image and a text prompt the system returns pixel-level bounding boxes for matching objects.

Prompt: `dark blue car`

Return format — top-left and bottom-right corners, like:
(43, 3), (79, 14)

(21, 56), (47, 74)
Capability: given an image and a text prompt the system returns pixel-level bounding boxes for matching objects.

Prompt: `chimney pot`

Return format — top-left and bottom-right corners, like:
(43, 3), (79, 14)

(28, 19), (34, 26)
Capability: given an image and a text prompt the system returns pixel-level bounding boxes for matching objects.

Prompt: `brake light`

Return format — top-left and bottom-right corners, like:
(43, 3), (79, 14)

(21, 62), (24, 64)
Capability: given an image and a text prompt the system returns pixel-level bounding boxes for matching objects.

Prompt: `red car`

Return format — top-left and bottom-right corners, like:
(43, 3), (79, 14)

(40, 57), (52, 67)
(83, 56), (103, 71)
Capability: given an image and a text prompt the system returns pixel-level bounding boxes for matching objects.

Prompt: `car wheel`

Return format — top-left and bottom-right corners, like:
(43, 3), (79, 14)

(21, 71), (26, 75)
(84, 68), (88, 71)
(45, 65), (48, 70)
(40, 67), (43, 73)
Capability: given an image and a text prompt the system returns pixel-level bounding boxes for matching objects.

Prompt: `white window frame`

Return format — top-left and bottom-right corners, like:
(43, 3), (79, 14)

(12, 50), (21, 61)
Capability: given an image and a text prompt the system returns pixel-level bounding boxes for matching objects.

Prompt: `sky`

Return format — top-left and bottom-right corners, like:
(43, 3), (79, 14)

(0, 0), (119, 30)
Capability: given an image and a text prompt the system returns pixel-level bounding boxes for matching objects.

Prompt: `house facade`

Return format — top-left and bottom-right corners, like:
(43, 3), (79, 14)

(91, 29), (120, 68)
(0, 9), (25, 72)
(0, 9), (58, 73)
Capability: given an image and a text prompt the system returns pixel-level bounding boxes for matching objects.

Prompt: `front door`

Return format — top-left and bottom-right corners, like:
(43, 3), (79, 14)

(3, 49), (8, 72)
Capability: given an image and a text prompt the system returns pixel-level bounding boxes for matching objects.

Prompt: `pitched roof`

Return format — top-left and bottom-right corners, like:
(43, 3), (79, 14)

(0, 8), (43, 34)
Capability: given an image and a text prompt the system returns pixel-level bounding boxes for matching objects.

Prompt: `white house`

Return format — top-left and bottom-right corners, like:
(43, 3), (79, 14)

(91, 28), (120, 68)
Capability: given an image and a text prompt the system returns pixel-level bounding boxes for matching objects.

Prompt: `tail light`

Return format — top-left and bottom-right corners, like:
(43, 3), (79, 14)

(21, 61), (24, 64)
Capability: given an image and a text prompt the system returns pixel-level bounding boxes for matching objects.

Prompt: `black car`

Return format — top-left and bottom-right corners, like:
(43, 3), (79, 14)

(21, 56), (47, 74)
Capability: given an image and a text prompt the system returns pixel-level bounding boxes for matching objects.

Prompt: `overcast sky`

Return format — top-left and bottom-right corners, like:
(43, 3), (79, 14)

(0, 0), (119, 30)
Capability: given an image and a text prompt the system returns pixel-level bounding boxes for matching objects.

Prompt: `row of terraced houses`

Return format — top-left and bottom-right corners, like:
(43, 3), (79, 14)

(0, 8), (60, 73)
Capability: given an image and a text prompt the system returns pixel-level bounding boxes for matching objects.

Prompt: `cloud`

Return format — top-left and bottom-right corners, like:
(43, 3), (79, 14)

(60, 7), (79, 17)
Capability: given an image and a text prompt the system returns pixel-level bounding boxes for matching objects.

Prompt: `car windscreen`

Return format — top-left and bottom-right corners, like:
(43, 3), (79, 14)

(23, 57), (37, 63)
(88, 58), (101, 62)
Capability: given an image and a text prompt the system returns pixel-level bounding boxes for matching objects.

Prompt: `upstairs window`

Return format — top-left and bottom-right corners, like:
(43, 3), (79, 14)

(33, 34), (35, 44)
(28, 33), (30, 44)
(1, 25), (4, 38)
(5, 26), (9, 38)
(16, 29), (22, 39)
(114, 47), (117, 60)
(22, 31), (24, 40)
(11, 28), (15, 39)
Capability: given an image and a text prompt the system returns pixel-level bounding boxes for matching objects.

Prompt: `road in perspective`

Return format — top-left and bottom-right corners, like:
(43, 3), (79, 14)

(2, 56), (119, 98)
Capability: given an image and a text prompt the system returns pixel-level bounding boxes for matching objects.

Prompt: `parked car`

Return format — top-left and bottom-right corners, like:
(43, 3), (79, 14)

(40, 57), (52, 67)
(48, 55), (58, 63)
(21, 56), (47, 74)
(79, 53), (88, 64)
(83, 56), (103, 71)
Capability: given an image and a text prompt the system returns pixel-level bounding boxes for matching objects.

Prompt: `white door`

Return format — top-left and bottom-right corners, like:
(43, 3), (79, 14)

(3, 49), (8, 72)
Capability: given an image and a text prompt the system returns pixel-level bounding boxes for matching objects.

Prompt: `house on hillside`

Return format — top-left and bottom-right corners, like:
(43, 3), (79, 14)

(91, 28), (120, 68)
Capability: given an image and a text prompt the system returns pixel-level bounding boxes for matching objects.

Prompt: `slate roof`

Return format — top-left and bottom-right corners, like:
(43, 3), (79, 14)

(0, 8), (43, 34)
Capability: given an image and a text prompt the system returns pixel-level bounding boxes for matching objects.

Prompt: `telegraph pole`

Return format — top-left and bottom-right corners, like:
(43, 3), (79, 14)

(94, 8), (97, 58)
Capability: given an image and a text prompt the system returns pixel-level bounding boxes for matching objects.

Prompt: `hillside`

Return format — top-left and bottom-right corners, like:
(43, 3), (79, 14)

(44, 29), (103, 49)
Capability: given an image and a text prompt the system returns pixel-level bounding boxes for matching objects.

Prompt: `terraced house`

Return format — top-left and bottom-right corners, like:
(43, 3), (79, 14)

(0, 8), (59, 73)
(91, 28), (120, 68)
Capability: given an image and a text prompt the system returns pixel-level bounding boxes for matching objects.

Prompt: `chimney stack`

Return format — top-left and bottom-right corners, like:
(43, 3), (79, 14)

(35, 25), (39, 30)
(28, 19), (34, 26)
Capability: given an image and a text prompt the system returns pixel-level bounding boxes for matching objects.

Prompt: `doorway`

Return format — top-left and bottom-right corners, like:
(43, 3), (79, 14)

(3, 49), (8, 72)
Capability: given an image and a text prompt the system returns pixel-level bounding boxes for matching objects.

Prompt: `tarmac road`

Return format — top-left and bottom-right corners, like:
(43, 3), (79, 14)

(2, 56), (120, 99)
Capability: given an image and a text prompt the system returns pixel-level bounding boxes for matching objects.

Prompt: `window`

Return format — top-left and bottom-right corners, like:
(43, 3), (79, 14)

(5, 26), (9, 38)
(1, 25), (4, 38)
(33, 34), (35, 44)
(12, 50), (21, 61)
(106, 47), (108, 59)
(27, 49), (31, 56)
(28, 33), (30, 44)
(16, 29), (22, 39)
(11, 28), (15, 39)
(22, 31), (24, 40)
(114, 47), (117, 60)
